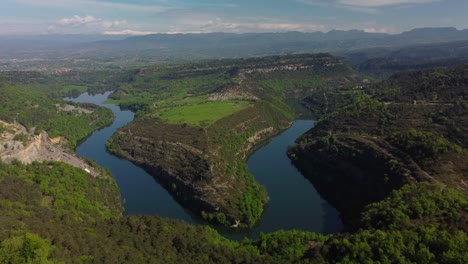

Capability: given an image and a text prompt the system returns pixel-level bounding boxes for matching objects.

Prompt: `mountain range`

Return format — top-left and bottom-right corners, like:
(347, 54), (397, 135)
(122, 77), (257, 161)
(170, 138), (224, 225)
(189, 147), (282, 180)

(1, 27), (468, 60)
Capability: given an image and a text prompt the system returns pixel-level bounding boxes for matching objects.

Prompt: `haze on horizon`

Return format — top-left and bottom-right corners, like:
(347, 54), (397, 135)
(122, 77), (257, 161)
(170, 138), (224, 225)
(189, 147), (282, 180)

(1, 0), (468, 36)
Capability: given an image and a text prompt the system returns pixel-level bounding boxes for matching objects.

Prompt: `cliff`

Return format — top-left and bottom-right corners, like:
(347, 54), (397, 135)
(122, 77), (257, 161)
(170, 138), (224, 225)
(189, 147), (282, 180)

(0, 121), (100, 177)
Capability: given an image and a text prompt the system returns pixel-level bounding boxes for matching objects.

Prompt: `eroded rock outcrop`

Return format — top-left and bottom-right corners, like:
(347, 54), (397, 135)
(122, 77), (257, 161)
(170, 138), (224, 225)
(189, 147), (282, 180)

(0, 121), (100, 177)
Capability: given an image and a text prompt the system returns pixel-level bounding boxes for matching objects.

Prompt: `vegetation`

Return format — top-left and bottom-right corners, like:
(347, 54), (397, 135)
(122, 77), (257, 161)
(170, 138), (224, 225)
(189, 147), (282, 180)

(0, 161), (121, 222)
(106, 53), (362, 227)
(158, 100), (252, 127)
(0, 233), (57, 264)
(360, 182), (467, 231)
(0, 124), (5, 134)
(325, 182), (468, 264)
(387, 129), (462, 163)
(0, 75), (114, 148)
(36, 106), (113, 148)
(290, 63), (468, 235)
(0, 158), (466, 263)
(0, 54), (466, 263)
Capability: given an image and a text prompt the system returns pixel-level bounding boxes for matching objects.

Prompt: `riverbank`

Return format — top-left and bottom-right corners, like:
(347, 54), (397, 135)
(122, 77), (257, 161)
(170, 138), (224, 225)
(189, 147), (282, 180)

(71, 92), (343, 240)
(67, 92), (196, 223)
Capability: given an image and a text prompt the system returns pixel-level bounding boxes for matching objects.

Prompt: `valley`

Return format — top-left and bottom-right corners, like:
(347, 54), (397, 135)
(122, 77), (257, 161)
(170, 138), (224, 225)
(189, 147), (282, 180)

(0, 35), (466, 263)
(104, 54), (361, 228)
(70, 91), (342, 239)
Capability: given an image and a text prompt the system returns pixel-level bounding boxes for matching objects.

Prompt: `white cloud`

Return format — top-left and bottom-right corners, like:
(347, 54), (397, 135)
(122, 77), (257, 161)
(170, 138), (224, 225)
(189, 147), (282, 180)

(337, 0), (440, 7)
(158, 9), (329, 33)
(363, 27), (398, 33)
(167, 16), (327, 33)
(103, 30), (156, 36)
(48, 15), (133, 34)
(57, 15), (100, 26)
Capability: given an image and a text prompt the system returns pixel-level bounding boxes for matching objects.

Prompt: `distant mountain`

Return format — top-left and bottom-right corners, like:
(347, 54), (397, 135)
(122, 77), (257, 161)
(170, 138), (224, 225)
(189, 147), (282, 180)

(83, 27), (468, 53)
(0, 34), (130, 59)
(2, 27), (468, 66)
(341, 39), (468, 78)
(398, 27), (468, 42)
(72, 27), (468, 60)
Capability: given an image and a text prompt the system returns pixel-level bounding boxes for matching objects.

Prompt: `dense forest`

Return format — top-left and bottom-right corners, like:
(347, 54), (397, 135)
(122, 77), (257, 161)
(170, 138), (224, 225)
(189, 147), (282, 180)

(289, 64), (468, 259)
(0, 55), (466, 263)
(0, 160), (466, 263)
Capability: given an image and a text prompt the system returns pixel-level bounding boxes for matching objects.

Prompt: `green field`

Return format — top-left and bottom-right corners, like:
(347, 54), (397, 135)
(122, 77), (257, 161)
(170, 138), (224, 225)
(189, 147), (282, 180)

(158, 100), (251, 127)
(62, 85), (88, 94)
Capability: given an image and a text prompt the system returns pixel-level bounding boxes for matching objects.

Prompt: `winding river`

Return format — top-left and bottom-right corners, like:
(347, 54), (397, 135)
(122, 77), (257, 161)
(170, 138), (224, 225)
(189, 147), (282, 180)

(67, 92), (342, 240)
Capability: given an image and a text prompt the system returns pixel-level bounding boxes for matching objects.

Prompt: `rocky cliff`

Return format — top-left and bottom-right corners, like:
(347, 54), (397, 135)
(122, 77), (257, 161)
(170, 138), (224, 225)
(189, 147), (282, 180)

(0, 121), (100, 177)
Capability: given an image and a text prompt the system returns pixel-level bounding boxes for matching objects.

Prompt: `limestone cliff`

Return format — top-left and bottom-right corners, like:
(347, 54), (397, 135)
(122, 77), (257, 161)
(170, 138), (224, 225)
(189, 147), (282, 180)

(0, 121), (100, 177)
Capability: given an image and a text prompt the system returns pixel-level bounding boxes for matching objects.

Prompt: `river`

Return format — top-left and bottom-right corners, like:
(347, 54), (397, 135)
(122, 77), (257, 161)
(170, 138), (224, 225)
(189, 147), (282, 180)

(67, 92), (342, 240)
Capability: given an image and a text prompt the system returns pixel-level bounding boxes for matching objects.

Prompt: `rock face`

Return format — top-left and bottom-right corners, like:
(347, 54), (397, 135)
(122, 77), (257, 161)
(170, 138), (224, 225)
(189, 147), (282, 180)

(208, 85), (258, 101)
(0, 121), (100, 177)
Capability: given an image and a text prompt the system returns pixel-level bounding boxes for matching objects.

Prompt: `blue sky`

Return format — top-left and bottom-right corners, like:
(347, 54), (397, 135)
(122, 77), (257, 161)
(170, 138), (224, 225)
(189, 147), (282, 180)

(1, 0), (467, 35)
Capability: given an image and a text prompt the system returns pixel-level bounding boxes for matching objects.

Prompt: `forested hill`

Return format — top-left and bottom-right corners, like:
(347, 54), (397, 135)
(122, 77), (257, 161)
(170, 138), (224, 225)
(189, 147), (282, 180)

(106, 53), (363, 229)
(289, 64), (468, 230)
(78, 27), (468, 58)
(0, 57), (466, 263)
(0, 73), (115, 148)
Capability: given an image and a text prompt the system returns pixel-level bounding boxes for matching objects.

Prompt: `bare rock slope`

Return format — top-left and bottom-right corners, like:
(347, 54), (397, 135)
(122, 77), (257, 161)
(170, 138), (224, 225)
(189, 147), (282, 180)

(0, 120), (100, 177)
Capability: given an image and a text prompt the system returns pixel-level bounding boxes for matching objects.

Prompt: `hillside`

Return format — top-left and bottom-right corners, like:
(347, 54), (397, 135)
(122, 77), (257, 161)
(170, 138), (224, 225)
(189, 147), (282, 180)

(0, 58), (466, 263)
(106, 53), (363, 228)
(289, 64), (468, 229)
(0, 160), (466, 263)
